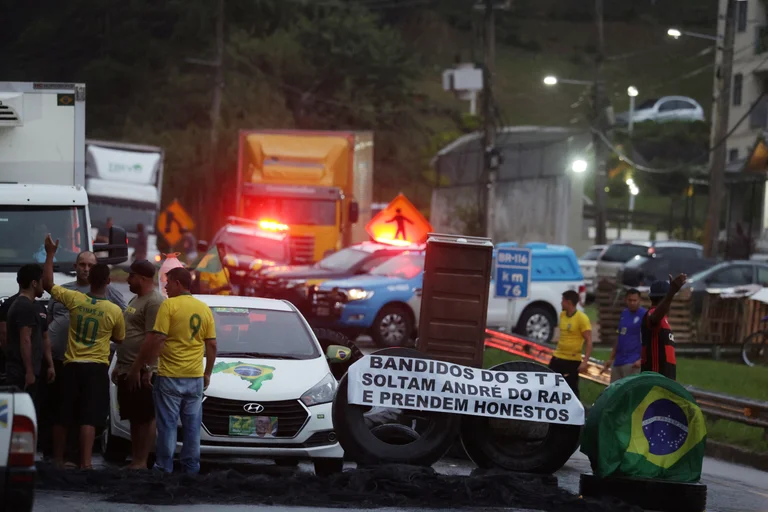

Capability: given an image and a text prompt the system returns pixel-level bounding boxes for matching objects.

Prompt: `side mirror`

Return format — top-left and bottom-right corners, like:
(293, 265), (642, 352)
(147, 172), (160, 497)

(349, 201), (359, 224)
(94, 226), (129, 265)
(326, 344), (352, 363)
(197, 240), (209, 253)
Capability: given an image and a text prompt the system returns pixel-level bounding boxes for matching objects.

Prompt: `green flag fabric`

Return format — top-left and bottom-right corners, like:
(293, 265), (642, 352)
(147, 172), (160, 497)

(193, 246), (224, 273)
(581, 372), (707, 483)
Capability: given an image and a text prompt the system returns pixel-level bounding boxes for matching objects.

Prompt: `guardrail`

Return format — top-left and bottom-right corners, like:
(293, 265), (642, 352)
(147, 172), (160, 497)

(485, 329), (768, 431)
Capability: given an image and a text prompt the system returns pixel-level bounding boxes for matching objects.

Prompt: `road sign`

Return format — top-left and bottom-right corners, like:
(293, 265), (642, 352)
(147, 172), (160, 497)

(494, 247), (531, 299)
(157, 199), (195, 247)
(365, 193), (433, 245)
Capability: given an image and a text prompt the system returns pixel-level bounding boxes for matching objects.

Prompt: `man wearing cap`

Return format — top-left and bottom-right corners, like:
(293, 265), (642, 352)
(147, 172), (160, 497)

(640, 274), (687, 380)
(113, 260), (164, 470)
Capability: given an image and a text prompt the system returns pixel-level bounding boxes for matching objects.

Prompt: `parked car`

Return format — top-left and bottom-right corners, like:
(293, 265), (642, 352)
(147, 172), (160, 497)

(103, 295), (350, 476)
(258, 241), (422, 317)
(684, 260), (768, 315)
(0, 386), (37, 511)
(614, 96), (705, 125)
(595, 240), (703, 285)
(579, 244), (606, 297)
(620, 253), (718, 289)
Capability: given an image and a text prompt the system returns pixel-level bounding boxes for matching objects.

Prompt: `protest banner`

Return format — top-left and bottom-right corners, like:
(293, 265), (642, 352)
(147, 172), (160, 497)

(347, 354), (585, 426)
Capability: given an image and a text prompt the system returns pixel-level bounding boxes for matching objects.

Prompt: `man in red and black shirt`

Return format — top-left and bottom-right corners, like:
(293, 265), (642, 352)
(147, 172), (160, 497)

(640, 274), (687, 380)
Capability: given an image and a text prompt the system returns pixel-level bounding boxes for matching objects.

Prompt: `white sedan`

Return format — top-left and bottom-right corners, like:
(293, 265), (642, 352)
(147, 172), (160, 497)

(102, 295), (350, 476)
(615, 96), (705, 125)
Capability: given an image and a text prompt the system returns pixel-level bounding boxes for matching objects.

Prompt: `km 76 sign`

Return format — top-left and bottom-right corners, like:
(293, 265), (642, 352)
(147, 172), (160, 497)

(494, 247), (531, 299)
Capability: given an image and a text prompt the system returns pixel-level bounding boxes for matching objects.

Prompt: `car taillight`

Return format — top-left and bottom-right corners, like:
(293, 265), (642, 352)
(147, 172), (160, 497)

(579, 285), (587, 305)
(9, 415), (35, 467)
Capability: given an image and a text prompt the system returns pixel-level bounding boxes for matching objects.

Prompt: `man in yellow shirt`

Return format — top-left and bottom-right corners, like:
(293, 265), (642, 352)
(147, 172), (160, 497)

(41, 235), (126, 469)
(129, 267), (217, 474)
(548, 290), (592, 399)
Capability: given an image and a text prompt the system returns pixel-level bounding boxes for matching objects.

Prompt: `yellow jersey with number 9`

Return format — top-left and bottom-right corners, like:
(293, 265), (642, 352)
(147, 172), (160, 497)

(50, 285), (126, 365)
(152, 294), (216, 378)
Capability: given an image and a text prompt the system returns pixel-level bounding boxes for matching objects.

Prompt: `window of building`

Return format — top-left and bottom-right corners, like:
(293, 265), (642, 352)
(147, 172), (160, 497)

(734, 73), (743, 106)
(737, 1), (748, 33)
(729, 148), (739, 162)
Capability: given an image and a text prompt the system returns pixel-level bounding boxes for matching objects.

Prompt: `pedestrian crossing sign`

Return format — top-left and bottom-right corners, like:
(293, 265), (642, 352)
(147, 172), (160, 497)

(157, 199), (195, 247)
(365, 194), (432, 245)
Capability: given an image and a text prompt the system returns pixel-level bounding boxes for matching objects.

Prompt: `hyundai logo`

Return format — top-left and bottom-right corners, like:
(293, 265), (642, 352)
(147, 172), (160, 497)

(243, 403), (264, 414)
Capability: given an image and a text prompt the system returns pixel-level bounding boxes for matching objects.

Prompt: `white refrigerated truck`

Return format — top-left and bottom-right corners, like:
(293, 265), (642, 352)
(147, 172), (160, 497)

(0, 81), (129, 300)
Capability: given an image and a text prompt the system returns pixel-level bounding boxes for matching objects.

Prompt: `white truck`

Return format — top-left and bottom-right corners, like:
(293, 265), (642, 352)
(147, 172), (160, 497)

(0, 81), (129, 300)
(85, 139), (163, 265)
(0, 386), (37, 511)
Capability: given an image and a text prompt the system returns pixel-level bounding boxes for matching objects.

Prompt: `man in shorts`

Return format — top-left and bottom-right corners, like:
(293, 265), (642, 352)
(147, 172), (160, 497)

(129, 267), (217, 474)
(42, 234), (126, 469)
(112, 260), (164, 470)
(548, 290), (592, 399)
(602, 288), (646, 383)
(641, 274), (687, 380)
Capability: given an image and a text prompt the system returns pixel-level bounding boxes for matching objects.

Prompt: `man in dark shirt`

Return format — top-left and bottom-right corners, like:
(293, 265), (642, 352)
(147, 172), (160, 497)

(6, 264), (55, 400)
(640, 274), (687, 381)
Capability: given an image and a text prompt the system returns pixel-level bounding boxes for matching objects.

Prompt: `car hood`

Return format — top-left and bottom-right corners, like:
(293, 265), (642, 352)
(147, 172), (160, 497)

(262, 265), (343, 280)
(204, 356), (331, 402)
(317, 274), (416, 291)
(0, 271), (73, 300)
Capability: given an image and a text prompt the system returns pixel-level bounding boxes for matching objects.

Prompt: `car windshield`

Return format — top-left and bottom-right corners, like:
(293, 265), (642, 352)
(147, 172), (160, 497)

(316, 247), (369, 271)
(580, 247), (604, 260)
(215, 228), (287, 263)
(212, 307), (319, 359)
(637, 98), (658, 110)
(370, 253), (424, 279)
(0, 206), (89, 271)
(242, 196), (336, 226)
(600, 244), (648, 263)
(687, 262), (729, 283)
(624, 255), (650, 269)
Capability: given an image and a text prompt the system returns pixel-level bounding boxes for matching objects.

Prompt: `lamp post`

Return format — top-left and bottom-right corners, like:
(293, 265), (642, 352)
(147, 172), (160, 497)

(627, 86), (638, 137)
(626, 178), (639, 229)
(667, 28), (719, 42)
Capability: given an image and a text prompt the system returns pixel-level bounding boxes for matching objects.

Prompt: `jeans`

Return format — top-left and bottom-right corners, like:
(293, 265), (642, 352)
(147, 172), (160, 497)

(152, 376), (204, 474)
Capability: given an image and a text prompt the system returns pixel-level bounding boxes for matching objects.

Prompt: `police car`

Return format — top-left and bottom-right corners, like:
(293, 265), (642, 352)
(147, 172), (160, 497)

(103, 295), (350, 476)
(0, 386), (36, 511)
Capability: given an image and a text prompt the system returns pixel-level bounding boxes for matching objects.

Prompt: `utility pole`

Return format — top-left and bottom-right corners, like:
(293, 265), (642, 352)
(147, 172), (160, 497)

(592, 0), (608, 245)
(704, 0), (736, 258)
(481, 0), (497, 239)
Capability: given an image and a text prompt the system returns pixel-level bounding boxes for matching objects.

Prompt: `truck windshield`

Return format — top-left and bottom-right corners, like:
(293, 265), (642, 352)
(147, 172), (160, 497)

(316, 247), (369, 271)
(89, 201), (156, 235)
(370, 253), (424, 280)
(243, 196), (336, 226)
(212, 307), (320, 359)
(0, 206), (89, 270)
(216, 231), (287, 263)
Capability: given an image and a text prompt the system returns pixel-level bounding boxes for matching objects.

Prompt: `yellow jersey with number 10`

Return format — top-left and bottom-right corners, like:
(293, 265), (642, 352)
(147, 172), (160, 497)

(50, 285), (126, 365)
(152, 294), (216, 378)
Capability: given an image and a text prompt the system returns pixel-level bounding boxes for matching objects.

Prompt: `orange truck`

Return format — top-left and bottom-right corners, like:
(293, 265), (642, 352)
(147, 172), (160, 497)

(235, 130), (374, 264)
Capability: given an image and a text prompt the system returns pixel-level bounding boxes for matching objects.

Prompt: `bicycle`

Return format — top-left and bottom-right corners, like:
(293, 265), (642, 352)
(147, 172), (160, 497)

(741, 314), (768, 367)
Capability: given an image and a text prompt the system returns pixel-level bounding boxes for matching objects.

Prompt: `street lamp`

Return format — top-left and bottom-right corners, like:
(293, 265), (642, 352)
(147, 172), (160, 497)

(627, 180), (639, 229)
(667, 28), (682, 39)
(667, 27), (719, 42)
(542, 76), (594, 86)
(627, 86), (639, 137)
(543, 76), (558, 86)
(571, 159), (588, 173)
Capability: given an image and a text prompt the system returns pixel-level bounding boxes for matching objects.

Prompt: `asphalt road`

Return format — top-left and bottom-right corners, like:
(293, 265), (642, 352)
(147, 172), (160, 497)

(94, 283), (768, 512)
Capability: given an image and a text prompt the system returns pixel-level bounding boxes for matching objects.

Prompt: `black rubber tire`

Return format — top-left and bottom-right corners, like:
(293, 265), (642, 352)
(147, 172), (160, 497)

(370, 305), (414, 348)
(313, 327), (364, 380)
(514, 306), (556, 344)
(460, 360), (581, 474)
(580, 473), (707, 512)
(313, 458), (344, 477)
(371, 423), (421, 445)
(101, 415), (130, 464)
(332, 347), (461, 467)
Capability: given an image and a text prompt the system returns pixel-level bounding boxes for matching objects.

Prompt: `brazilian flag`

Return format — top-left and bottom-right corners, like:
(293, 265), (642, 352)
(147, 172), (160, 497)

(581, 372), (707, 483)
(213, 362), (276, 392)
(192, 246), (231, 294)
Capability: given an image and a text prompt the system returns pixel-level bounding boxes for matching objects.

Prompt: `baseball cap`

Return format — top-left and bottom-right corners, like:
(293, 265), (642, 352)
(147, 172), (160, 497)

(649, 280), (670, 298)
(130, 259), (156, 279)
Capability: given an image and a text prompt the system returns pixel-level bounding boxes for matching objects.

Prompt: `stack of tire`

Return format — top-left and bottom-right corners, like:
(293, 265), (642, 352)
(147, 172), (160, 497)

(579, 372), (708, 512)
(331, 346), (582, 473)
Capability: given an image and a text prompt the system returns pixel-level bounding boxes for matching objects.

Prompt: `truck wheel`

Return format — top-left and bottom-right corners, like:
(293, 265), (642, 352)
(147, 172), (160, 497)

(370, 305), (413, 348)
(580, 474), (707, 512)
(460, 360), (581, 474)
(515, 306), (556, 344)
(101, 414), (130, 464)
(314, 458), (344, 477)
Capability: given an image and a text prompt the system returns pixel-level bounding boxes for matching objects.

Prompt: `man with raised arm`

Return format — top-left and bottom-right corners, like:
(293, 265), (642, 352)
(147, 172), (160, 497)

(640, 274), (688, 381)
(41, 234), (126, 469)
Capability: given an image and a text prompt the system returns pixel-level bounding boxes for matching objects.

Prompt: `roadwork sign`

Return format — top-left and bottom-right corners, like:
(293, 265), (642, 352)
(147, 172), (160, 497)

(495, 247), (531, 299)
(157, 199), (195, 247)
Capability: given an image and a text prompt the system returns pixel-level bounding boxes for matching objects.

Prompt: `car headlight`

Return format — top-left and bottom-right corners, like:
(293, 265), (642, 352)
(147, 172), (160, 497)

(300, 372), (337, 406)
(347, 288), (374, 301)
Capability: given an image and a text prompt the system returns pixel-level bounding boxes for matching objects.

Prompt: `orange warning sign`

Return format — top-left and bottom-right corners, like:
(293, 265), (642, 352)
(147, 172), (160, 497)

(157, 199), (195, 247)
(365, 194), (432, 245)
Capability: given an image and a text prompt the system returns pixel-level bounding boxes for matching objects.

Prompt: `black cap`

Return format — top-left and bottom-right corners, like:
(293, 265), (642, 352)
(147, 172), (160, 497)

(130, 259), (156, 279)
(649, 280), (670, 298)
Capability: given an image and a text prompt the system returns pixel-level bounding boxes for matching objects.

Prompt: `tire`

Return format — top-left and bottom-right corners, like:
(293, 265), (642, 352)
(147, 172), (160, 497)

(332, 347), (461, 467)
(313, 458), (344, 477)
(370, 423), (420, 445)
(580, 473), (707, 512)
(313, 328), (364, 380)
(741, 330), (768, 367)
(460, 360), (581, 474)
(515, 306), (556, 344)
(370, 305), (414, 348)
(101, 414), (130, 464)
